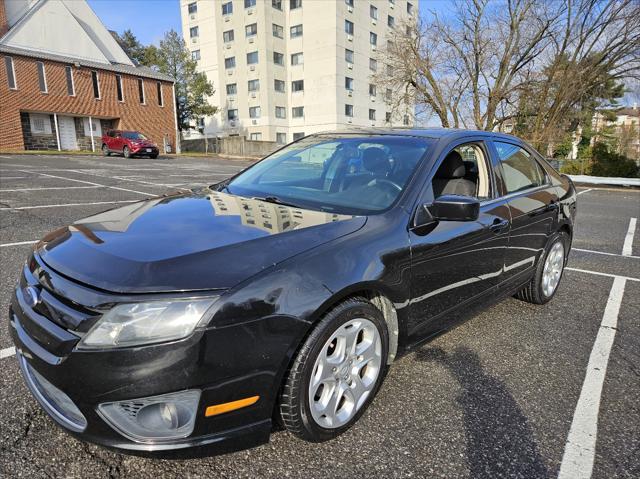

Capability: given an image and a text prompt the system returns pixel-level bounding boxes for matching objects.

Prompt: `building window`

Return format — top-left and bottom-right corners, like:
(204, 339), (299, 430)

(116, 74), (124, 101)
(250, 133), (262, 141)
(345, 20), (354, 35)
(291, 80), (304, 92)
(370, 5), (378, 19)
(247, 51), (259, 64)
(223, 30), (234, 42)
(369, 109), (376, 121)
(406, 25), (412, 35)
(273, 23), (284, 38)
(388, 15), (395, 27)
(157, 82), (163, 106)
(370, 32), (377, 46)
(245, 0), (256, 8)
(291, 52), (303, 66)
(188, 2), (197, 14)
(403, 114), (410, 126)
(222, 1), (233, 15)
(191, 50), (201, 61)
(248, 79), (260, 91)
(65, 66), (75, 96)
(276, 132), (286, 144)
(274, 79), (285, 92)
(273, 52), (284, 65)
(369, 84), (376, 96)
(91, 70), (100, 99)
(36, 62), (47, 93)
(290, 0), (302, 9)
(345, 77), (353, 90)
(138, 78), (145, 104)
(4, 57), (16, 89)
(386, 112), (391, 122)
(386, 88), (392, 101)
(29, 113), (52, 134)
(345, 104), (354, 117)
(249, 106), (261, 118)
(83, 117), (102, 137)
(190, 26), (199, 38)
(292, 106), (304, 118)
(345, 49), (354, 63)
(275, 106), (286, 118)
(245, 23), (257, 37)
(407, 2), (414, 15)
(225, 57), (236, 69)
(290, 24), (303, 38)
(272, 0), (283, 10)
(228, 109), (238, 120)
(293, 132), (305, 140)
(226, 83), (237, 95)
(369, 58), (377, 71)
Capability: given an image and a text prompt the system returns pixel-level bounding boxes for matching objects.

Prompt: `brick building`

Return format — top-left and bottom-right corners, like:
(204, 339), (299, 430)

(0, 0), (176, 153)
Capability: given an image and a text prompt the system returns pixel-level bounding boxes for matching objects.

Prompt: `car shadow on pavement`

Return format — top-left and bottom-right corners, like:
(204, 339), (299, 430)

(416, 346), (549, 479)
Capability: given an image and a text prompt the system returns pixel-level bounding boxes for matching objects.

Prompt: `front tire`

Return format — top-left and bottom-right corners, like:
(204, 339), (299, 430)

(279, 298), (388, 442)
(516, 231), (569, 304)
(123, 146), (130, 158)
(102, 144), (110, 156)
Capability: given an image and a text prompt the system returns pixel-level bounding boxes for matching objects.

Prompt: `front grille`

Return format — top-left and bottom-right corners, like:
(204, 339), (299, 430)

(18, 353), (87, 432)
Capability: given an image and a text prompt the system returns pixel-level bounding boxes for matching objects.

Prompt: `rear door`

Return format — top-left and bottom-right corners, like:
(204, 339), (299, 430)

(489, 140), (560, 285)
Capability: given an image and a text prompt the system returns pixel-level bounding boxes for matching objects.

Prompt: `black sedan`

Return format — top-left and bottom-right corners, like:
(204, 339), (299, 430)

(9, 129), (576, 456)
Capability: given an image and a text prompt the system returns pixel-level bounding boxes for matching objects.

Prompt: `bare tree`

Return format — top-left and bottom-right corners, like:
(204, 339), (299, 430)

(376, 0), (640, 151)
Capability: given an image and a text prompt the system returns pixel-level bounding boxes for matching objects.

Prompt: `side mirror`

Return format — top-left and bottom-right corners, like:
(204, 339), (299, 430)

(413, 195), (480, 227)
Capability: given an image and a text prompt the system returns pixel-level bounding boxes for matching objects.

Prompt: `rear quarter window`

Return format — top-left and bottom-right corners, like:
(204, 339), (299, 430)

(494, 141), (546, 194)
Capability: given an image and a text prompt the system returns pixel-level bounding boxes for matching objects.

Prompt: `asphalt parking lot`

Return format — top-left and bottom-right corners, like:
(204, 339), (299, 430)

(0, 153), (638, 479)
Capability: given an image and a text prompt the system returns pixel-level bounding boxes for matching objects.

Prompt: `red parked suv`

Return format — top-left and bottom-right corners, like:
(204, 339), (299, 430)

(102, 130), (159, 159)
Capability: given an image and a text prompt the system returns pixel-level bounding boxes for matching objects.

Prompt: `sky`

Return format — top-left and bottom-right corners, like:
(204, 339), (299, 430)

(87, 0), (444, 45)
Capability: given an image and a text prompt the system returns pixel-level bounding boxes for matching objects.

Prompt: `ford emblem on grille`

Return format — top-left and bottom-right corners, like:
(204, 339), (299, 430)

(23, 286), (41, 308)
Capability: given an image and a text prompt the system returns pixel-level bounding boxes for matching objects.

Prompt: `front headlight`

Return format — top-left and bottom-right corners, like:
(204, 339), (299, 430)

(78, 298), (218, 349)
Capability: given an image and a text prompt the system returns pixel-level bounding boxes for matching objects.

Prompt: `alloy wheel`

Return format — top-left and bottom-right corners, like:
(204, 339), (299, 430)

(542, 241), (564, 297)
(308, 318), (382, 429)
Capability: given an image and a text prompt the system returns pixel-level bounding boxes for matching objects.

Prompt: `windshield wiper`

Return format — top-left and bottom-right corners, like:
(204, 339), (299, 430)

(252, 196), (303, 208)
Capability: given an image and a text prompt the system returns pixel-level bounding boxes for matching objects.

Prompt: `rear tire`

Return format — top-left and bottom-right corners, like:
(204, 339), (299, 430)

(516, 231), (569, 304)
(279, 298), (389, 442)
(150, 154), (158, 159)
(102, 144), (110, 156)
(123, 146), (130, 158)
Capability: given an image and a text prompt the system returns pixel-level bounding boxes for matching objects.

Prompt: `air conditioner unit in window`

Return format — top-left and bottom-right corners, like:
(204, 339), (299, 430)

(347, 34), (353, 42)
(191, 38), (198, 43)
(230, 120), (236, 127)
(249, 65), (255, 71)
(227, 70), (234, 75)
(347, 6), (353, 12)
(190, 14), (196, 20)
(371, 96), (376, 102)
(347, 118), (353, 123)
(252, 119), (257, 125)
(250, 92), (256, 98)
(224, 16), (230, 22)
(372, 45), (377, 51)
(347, 90), (353, 97)
(249, 37), (254, 43)
(372, 19), (377, 25)
(247, 8), (254, 14)
(225, 44), (231, 49)
(347, 63), (353, 70)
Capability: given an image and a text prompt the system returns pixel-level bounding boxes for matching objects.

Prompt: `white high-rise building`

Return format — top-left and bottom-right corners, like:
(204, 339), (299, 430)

(180, 0), (417, 144)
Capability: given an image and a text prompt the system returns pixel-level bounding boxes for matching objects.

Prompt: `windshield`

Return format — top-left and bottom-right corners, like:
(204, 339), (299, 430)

(225, 135), (432, 215)
(123, 132), (147, 140)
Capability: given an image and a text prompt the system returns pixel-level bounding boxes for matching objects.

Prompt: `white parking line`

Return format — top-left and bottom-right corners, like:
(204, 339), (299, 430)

(0, 240), (37, 247)
(0, 186), (101, 192)
(0, 176), (29, 179)
(0, 200), (138, 210)
(622, 217), (637, 256)
(577, 188), (593, 195)
(573, 248), (640, 260)
(558, 276), (626, 479)
(0, 347), (15, 359)
(20, 171), (154, 197)
(565, 267), (640, 283)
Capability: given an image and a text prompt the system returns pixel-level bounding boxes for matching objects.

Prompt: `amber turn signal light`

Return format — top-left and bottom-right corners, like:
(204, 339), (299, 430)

(205, 395), (260, 417)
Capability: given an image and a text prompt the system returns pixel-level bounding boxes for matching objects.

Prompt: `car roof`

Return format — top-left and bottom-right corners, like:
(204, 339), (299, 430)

(310, 127), (525, 143)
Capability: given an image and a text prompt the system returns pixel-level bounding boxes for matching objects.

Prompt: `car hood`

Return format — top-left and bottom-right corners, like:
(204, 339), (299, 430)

(36, 190), (365, 293)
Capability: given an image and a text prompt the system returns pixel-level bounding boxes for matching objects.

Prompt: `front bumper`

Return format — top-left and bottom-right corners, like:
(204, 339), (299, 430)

(130, 145), (159, 156)
(7, 256), (303, 456)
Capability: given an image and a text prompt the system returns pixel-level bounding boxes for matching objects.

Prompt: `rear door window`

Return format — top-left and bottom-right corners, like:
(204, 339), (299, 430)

(494, 141), (546, 194)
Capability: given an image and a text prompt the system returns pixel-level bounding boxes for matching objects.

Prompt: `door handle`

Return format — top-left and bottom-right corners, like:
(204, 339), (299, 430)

(490, 219), (509, 233)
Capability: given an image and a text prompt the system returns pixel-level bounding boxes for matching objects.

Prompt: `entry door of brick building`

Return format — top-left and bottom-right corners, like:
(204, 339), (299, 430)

(58, 116), (78, 150)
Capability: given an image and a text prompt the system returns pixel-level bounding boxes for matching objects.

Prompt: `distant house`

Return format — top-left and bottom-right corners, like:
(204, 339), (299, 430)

(592, 105), (640, 162)
(0, 0), (176, 153)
